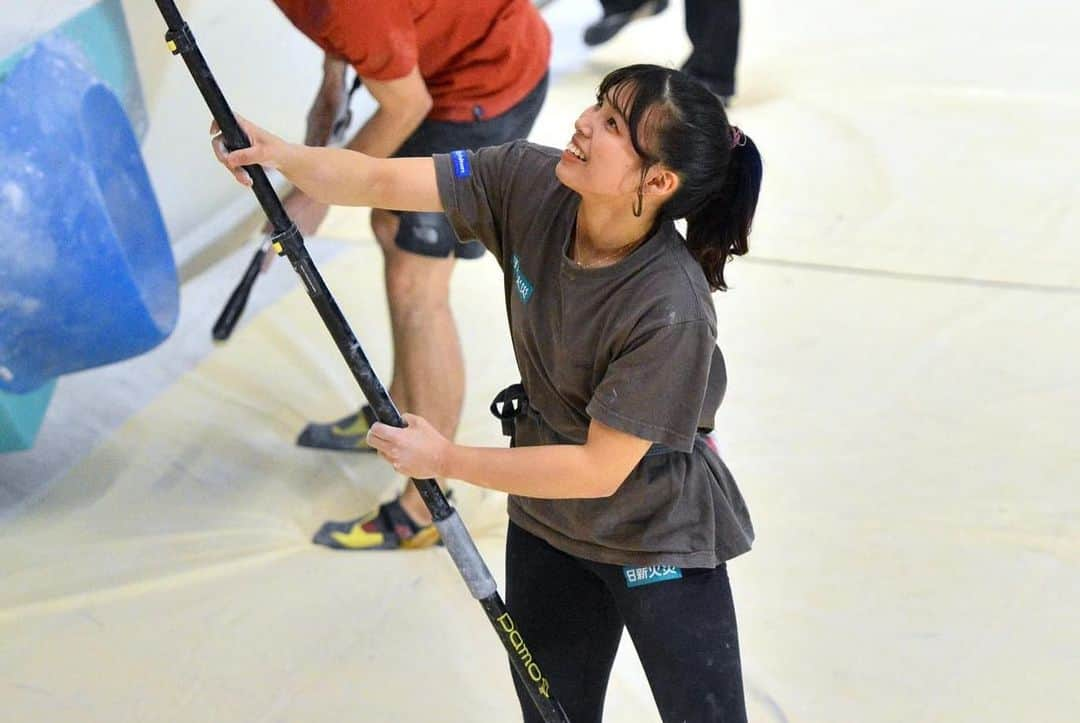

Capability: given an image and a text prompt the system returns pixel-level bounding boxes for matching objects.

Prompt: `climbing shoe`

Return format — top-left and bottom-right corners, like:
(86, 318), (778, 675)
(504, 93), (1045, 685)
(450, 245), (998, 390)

(297, 405), (377, 452)
(312, 495), (444, 551)
(583, 0), (669, 47)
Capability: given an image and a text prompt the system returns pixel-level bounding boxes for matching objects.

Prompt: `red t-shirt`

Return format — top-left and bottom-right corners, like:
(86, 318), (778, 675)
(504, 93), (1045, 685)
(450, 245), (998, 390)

(273, 0), (551, 122)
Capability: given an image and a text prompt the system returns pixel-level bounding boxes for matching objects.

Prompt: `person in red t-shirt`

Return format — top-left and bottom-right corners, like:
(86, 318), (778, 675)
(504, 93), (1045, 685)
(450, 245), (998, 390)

(268, 0), (550, 550)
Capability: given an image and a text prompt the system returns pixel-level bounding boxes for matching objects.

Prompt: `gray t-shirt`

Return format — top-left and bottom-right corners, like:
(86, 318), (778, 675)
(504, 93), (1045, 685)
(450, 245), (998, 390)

(434, 141), (753, 568)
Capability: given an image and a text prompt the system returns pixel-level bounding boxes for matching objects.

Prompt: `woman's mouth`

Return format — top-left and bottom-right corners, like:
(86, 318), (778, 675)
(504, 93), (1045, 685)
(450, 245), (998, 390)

(564, 140), (587, 162)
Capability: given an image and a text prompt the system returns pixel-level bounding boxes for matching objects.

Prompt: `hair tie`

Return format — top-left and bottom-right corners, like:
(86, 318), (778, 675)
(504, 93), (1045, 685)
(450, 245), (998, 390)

(729, 126), (747, 149)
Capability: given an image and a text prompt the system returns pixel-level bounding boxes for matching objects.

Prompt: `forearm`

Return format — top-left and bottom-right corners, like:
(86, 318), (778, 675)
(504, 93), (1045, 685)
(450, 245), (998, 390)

(305, 56), (349, 147)
(345, 102), (428, 159)
(260, 140), (431, 212)
(269, 64), (433, 207)
(366, 415), (649, 495)
(275, 98), (432, 208)
(304, 100), (339, 149)
(442, 443), (625, 499)
(276, 143), (376, 205)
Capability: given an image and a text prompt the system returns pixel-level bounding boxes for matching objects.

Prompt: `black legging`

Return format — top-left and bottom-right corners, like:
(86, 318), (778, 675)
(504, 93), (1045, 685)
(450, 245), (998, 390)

(505, 522), (747, 722)
(598, 0), (741, 96)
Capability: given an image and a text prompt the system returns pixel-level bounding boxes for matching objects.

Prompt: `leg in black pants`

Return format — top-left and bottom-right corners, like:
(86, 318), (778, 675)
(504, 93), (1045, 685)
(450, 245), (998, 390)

(505, 522), (624, 723)
(505, 522), (748, 722)
(614, 564), (747, 722)
(682, 0), (741, 98)
(589, 0), (741, 99)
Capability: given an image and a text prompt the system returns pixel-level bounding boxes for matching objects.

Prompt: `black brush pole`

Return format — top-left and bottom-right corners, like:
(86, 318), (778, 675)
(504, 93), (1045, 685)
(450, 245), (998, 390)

(153, 2), (568, 720)
(211, 235), (270, 341)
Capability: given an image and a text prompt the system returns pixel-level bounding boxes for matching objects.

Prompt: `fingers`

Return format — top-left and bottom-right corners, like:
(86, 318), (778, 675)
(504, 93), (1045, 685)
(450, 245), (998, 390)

(366, 424), (402, 471)
(224, 147), (261, 168)
(209, 114), (255, 146)
(234, 114), (255, 138)
(211, 131), (254, 187)
(366, 422), (397, 453)
(210, 122), (250, 163)
(226, 159), (253, 187)
(211, 133), (227, 162)
(210, 115), (272, 187)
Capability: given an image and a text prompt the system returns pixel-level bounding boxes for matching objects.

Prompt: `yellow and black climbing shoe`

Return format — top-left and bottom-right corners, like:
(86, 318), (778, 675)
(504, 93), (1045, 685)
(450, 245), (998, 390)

(312, 496), (444, 551)
(296, 405), (377, 452)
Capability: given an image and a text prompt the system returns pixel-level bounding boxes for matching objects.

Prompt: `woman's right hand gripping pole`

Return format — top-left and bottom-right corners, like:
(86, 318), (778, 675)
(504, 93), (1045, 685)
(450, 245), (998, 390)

(210, 116), (290, 188)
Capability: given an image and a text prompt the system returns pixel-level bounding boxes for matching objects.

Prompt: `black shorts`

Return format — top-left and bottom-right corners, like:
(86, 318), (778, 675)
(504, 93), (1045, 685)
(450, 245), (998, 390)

(389, 73), (548, 260)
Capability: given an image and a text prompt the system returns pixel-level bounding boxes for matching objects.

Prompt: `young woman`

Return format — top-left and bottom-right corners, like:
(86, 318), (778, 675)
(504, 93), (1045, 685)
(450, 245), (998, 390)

(214, 64), (762, 723)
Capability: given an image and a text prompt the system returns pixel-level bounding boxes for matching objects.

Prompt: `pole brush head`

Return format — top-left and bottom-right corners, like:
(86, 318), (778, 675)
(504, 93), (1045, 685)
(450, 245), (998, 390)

(211, 240), (270, 342)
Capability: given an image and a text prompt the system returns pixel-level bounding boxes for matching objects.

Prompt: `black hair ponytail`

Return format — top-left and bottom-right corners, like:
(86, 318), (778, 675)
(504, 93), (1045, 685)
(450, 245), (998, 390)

(685, 134), (762, 291)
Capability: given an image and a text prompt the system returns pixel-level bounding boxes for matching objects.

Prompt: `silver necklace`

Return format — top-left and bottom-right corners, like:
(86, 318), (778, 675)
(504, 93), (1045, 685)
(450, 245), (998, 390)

(573, 238), (641, 269)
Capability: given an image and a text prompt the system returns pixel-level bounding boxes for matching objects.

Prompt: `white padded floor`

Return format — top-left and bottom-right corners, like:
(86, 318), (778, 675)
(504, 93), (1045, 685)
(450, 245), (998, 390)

(2, 2), (1078, 721)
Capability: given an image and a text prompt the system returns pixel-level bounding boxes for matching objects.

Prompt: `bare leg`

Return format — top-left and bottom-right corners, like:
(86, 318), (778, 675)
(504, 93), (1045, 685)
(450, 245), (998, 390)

(371, 209), (463, 527)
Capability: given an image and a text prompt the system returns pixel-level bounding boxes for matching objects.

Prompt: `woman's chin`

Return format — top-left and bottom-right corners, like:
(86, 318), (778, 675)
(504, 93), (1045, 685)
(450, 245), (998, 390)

(554, 161), (578, 190)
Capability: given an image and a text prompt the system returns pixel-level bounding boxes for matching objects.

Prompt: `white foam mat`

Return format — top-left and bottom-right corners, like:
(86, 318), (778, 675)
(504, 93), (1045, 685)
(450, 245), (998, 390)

(2, 2), (1078, 721)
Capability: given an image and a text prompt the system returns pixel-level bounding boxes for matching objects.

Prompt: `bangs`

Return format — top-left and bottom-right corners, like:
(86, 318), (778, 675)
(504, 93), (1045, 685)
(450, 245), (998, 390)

(597, 65), (677, 163)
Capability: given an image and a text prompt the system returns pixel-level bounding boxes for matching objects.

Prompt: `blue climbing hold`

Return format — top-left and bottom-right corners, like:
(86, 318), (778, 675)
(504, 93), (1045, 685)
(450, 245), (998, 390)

(0, 39), (178, 394)
(0, 381), (56, 453)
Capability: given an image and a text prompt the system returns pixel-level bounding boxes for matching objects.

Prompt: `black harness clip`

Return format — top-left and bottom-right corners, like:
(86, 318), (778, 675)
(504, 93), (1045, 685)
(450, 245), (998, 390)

(489, 383), (527, 439)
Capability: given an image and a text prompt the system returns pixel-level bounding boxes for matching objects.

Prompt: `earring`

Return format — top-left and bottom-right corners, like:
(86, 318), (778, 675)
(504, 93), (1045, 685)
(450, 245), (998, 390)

(633, 166), (648, 217)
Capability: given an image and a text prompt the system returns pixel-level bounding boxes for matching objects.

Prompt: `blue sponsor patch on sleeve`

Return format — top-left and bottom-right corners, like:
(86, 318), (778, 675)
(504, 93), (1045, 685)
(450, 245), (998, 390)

(450, 150), (471, 178)
(623, 565), (683, 588)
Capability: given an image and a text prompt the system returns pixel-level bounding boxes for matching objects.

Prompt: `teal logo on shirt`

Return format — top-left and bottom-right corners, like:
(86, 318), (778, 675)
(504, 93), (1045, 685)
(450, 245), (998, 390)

(450, 150), (471, 178)
(623, 565), (683, 588)
(511, 254), (534, 303)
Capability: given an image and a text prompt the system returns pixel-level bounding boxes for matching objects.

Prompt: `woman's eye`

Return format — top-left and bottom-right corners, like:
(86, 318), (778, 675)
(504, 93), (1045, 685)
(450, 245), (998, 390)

(606, 117), (619, 130)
